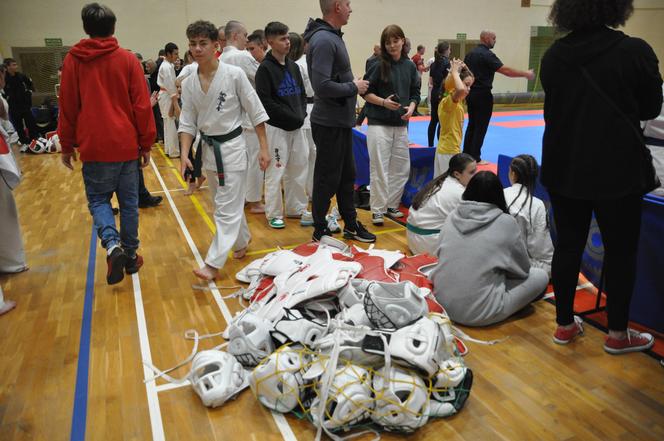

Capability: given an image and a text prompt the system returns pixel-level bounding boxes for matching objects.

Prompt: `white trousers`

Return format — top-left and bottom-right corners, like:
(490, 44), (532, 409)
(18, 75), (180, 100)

(407, 230), (441, 256)
(0, 181), (26, 272)
(367, 125), (410, 214)
(264, 126), (309, 219)
(648, 145), (664, 196)
(303, 127), (316, 199)
(433, 153), (454, 178)
(244, 129), (264, 202)
(163, 117), (179, 157)
(204, 169), (251, 269)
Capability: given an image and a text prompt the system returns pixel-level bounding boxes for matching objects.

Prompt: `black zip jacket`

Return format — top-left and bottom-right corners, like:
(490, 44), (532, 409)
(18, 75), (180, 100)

(541, 26), (662, 199)
(3, 72), (34, 112)
(255, 51), (307, 131)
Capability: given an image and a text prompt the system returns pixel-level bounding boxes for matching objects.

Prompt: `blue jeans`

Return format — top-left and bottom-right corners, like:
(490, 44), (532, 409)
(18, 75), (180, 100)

(82, 161), (139, 255)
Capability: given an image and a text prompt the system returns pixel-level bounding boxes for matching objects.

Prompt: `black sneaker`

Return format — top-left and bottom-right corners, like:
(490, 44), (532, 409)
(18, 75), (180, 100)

(125, 254), (144, 275)
(312, 227), (333, 242)
(386, 208), (404, 219)
(112, 207), (120, 215)
(139, 195), (163, 208)
(343, 221), (376, 243)
(106, 246), (128, 285)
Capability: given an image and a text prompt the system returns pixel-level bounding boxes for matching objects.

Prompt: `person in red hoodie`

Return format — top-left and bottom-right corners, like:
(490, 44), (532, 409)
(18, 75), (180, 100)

(58, 3), (156, 285)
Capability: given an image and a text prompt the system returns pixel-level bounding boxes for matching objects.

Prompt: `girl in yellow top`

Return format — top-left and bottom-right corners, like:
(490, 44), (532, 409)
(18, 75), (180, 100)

(435, 59), (474, 177)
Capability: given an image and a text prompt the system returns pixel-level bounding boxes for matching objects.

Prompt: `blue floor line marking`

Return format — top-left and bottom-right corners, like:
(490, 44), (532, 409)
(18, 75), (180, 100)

(70, 227), (97, 441)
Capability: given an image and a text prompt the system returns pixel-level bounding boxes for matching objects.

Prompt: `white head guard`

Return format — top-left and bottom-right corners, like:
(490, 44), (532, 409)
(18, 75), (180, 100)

(363, 281), (428, 329)
(190, 350), (248, 408)
(371, 366), (430, 432)
(271, 308), (328, 347)
(227, 312), (275, 368)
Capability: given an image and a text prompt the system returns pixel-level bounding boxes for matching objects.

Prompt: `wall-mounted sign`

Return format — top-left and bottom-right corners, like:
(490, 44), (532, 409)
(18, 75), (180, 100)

(44, 38), (63, 47)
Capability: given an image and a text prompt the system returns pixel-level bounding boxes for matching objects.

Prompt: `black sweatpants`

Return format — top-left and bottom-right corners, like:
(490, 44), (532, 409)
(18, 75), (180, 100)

(427, 92), (441, 147)
(549, 192), (643, 331)
(311, 123), (357, 232)
(9, 108), (39, 144)
(462, 89), (493, 161)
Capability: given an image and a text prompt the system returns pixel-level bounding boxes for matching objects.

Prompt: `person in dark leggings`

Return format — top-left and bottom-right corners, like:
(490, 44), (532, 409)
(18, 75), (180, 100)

(542, 0), (662, 354)
(462, 31), (534, 164)
(427, 42), (450, 147)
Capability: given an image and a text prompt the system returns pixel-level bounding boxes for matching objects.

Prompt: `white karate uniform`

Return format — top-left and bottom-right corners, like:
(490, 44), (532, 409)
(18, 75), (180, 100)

(176, 62), (198, 82)
(504, 183), (554, 277)
(296, 55), (316, 199)
(0, 103), (26, 273)
(407, 177), (464, 256)
(367, 125), (410, 214)
(264, 125), (308, 219)
(179, 62), (268, 269)
(644, 85), (664, 196)
(223, 46), (264, 203)
(157, 59), (179, 157)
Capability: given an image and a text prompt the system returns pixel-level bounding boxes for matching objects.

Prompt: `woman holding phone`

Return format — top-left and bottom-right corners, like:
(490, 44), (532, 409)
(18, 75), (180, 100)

(362, 24), (420, 225)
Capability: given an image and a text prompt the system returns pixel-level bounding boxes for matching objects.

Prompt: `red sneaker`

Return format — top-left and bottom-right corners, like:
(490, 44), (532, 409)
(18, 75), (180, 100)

(604, 330), (654, 355)
(125, 254), (144, 275)
(553, 316), (584, 345)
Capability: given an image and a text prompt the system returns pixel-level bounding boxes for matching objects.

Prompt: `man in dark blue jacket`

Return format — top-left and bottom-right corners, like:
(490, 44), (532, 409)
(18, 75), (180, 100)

(2, 58), (38, 146)
(304, 0), (376, 243)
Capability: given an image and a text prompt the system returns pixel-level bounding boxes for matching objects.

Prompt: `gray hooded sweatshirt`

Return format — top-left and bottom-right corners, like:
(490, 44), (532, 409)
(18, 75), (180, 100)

(303, 18), (358, 128)
(431, 201), (531, 326)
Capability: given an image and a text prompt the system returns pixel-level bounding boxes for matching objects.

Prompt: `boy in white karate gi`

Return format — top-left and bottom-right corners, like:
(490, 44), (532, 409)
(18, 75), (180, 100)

(179, 20), (270, 281)
(157, 42), (180, 157)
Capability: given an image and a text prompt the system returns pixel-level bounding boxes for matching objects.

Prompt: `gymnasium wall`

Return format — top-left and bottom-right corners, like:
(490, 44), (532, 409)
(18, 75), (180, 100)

(1, 0), (662, 95)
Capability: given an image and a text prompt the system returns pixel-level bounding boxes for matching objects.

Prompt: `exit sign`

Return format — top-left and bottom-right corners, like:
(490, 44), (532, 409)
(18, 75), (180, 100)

(456, 33), (467, 41)
(45, 38), (63, 47)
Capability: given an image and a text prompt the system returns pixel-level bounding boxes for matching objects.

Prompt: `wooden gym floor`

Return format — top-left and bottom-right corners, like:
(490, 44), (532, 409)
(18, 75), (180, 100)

(0, 146), (662, 441)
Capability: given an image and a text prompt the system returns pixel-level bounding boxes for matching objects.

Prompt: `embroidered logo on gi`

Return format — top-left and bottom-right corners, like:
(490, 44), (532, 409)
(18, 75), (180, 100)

(274, 148), (282, 168)
(216, 91), (227, 111)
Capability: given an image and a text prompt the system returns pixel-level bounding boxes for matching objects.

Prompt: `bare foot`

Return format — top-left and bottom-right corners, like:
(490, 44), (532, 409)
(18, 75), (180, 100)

(196, 175), (207, 189)
(233, 247), (247, 259)
(184, 182), (195, 196)
(193, 264), (218, 281)
(0, 300), (17, 316)
(248, 202), (265, 214)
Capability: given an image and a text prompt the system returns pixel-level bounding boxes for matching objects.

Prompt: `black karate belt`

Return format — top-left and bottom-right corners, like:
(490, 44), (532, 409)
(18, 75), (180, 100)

(200, 126), (243, 186)
(306, 96), (314, 104)
(645, 136), (664, 148)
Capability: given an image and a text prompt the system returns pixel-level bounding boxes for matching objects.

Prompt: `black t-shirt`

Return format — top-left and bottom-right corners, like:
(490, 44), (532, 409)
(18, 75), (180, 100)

(464, 44), (503, 90)
(430, 56), (450, 96)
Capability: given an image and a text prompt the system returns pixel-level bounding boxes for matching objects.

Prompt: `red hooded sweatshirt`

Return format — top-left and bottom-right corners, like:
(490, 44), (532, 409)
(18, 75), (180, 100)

(58, 37), (156, 162)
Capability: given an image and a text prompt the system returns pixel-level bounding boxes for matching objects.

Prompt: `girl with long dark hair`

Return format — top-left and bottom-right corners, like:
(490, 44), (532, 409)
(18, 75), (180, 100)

(430, 171), (549, 326)
(361, 24), (420, 225)
(504, 155), (553, 276)
(407, 153), (476, 255)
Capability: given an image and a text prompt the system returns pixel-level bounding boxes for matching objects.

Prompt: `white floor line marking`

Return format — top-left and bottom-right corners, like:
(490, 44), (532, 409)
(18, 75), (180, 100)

(151, 186), (209, 195)
(155, 380), (191, 393)
(149, 158), (298, 441)
(131, 272), (166, 441)
(150, 158), (232, 323)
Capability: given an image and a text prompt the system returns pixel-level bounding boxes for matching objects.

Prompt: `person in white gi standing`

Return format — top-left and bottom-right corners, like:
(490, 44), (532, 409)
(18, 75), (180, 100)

(222, 20), (265, 214)
(179, 20), (270, 281)
(361, 24), (419, 225)
(158, 42), (180, 158)
(255, 22), (310, 229)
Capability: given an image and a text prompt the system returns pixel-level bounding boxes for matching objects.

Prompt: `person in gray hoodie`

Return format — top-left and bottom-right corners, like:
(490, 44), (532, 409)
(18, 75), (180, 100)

(431, 171), (549, 327)
(303, 0), (375, 244)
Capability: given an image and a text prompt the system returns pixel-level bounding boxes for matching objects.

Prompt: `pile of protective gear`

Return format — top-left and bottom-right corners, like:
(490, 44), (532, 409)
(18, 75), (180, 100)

(146, 237), (472, 440)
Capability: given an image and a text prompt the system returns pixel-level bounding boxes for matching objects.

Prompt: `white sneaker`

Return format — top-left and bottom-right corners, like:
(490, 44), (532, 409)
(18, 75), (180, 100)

(326, 207), (341, 233)
(372, 213), (384, 225)
(300, 210), (314, 226)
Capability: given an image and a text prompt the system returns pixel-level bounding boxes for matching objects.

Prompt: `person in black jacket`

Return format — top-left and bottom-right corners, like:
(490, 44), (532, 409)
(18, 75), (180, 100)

(361, 24), (419, 226)
(255, 21), (310, 230)
(2, 59), (38, 145)
(427, 41), (451, 147)
(541, 0), (662, 354)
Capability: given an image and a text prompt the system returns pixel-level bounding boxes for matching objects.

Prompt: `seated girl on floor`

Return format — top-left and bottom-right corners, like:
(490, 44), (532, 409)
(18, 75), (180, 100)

(407, 153), (476, 255)
(430, 171), (549, 327)
(504, 154), (554, 277)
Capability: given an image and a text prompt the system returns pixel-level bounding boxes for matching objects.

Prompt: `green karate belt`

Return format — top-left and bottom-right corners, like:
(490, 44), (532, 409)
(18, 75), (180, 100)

(406, 222), (440, 236)
(200, 126), (243, 186)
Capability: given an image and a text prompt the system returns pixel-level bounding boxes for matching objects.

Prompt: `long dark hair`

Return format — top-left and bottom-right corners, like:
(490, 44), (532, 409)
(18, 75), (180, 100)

(507, 154), (538, 217)
(462, 171), (509, 213)
(411, 153), (475, 210)
(379, 24), (408, 83)
(288, 32), (304, 61)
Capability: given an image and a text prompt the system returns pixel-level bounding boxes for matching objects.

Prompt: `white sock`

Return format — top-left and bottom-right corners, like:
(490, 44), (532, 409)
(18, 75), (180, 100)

(107, 244), (121, 256)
